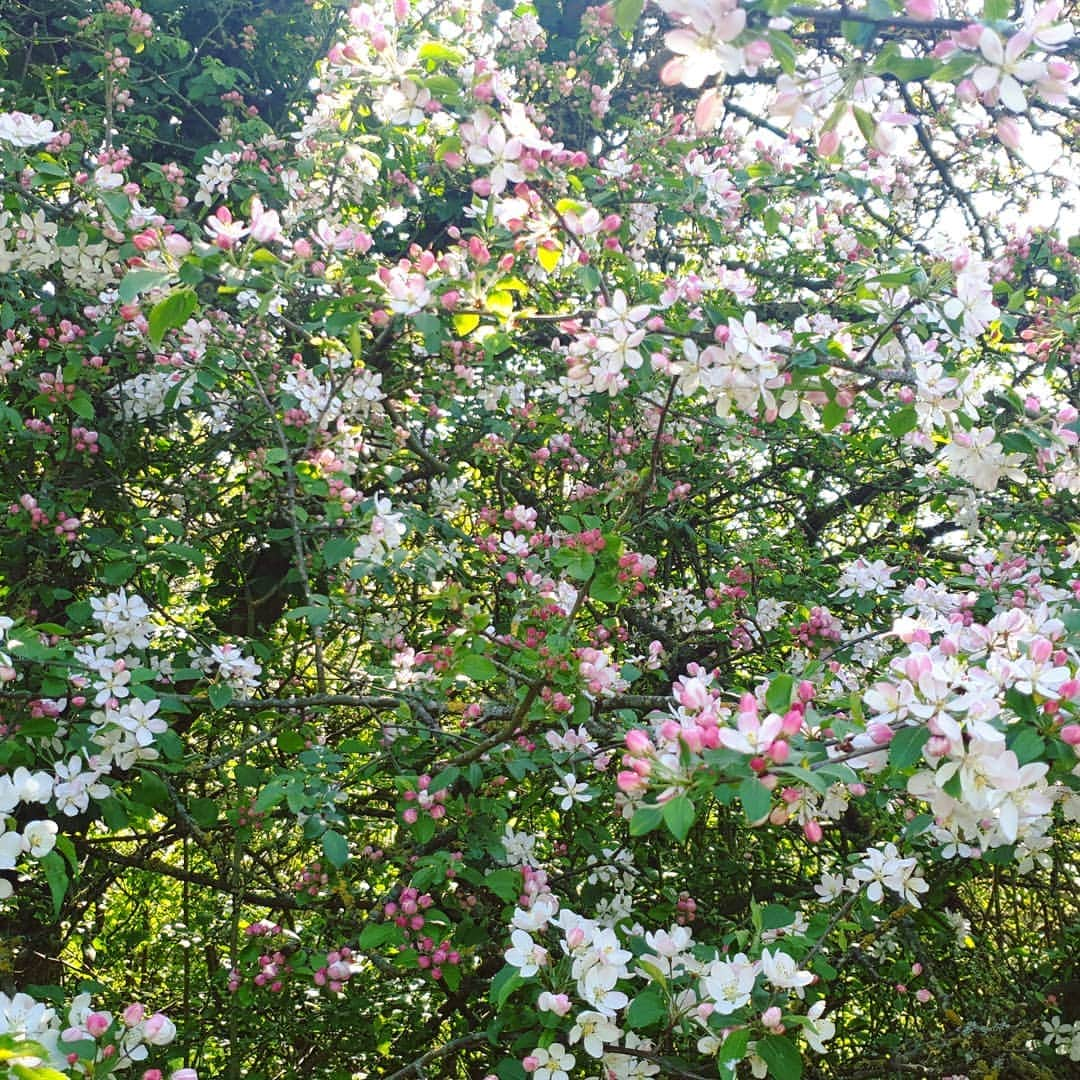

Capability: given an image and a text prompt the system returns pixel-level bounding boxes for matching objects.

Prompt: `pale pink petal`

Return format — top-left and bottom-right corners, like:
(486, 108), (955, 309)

(999, 75), (1029, 111)
(979, 28), (1004, 65)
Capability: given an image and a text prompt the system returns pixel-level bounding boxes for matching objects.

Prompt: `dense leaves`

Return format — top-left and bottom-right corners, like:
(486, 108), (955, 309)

(0, 0), (1079, 1078)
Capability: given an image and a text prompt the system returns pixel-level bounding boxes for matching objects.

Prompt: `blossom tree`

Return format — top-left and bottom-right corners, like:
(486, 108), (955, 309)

(0, 0), (1079, 1077)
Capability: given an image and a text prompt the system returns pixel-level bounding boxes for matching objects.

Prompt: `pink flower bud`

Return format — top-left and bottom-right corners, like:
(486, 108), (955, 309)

(767, 739), (790, 764)
(1029, 637), (1052, 664)
(693, 88), (723, 132)
(905, 0), (935, 18)
(955, 78), (978, 103)
(927, 735), (951, 758)
(744, 39), (773, 65)
(868, 723), (894, 745)
(818, 129), (841, 157)
(86, 1013), (111, 1037)
(803, 819), (823, 844)
(133, 230), (158, 252)
(1060, 724), (1080, 746)
(761, 1006), (783, 1028)
(1058, 679), (1080, 699)
(143, 1013), (176, 1045)
(781, 710), (803, 736)
(123, 1003), (146, 1027)
(996, 116), (1022, 150)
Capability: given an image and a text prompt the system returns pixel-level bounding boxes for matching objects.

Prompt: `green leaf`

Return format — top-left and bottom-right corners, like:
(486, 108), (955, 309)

(285, 604), (332, 627)
(757, 1034), (803, 1079)
(322, 536), (354, 567)
(68, 391), (95, 420)
(322, 829), (349, 867)
(589, 574), (621, 603)
(357, 922), (402, 948)
(254, 782), (285, 813)
(739, 777), (772, 824)
(208, 682), (234, 710)
(765, 674), (795, 714)
(423, 74), (461, 101)
(148, 288), (197, 347)
(495, 1059), (527, 1080)
(131, 769), (170, 810)
(662, 795), (695, 843)
(761, 904), (795, 931)
(842, 19), (875, 47)
(718, 1026), (752, 1067)
(822, 399), (847, 431)
(413, 312), (445, 355)
(484, 868), (522, 903)
(101, 559), (136, 585)
(39, 852), (68, 917)
(277, 731), (306, 753)
(930, 52), (978, 82)
(565, 553), (595, 581)
(614, 0), (644, 34)
(1007, 725), (1045, 765)
(189, 798), (219, 828)
(629, 803), (664, 836)
(459, 653), (498, 681)
(889, 725), (930, 768)
(984, 0), (1009, 19)
(886, 406), (917, 437)
(853, 106), (877, 145)
(430, 766), (459, 792)
(772, 764), (829, 796)
(118, 268), (172, 304)
(13, 1065), (69, 1080)
(814, 761), (859, 787)
(872, 45), (938, 82)
(418, 41), (463, 63)
(489, 964), (523, 1008)
(442, 961), (462, 991)
(100, 190), (131, 224)
(626, 986), (667, 1028)
(983, 842), (1016, 865)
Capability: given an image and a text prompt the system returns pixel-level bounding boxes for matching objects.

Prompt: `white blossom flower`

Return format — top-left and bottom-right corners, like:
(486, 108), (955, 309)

(531, 1043), (575, 1080)
(568, 1010), (620, 1058)
(702, 952), (757, 1013)
(21, 820), (58, 858)
(802, 999), (836, 1053)
(760, 948), (813, 993)
(0, 111), (56, 147)
(972, 28), (1046, 112)
(552, 772), (592, 811)
(504, 929), (547, 977)
(501, 825), (537, 867)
